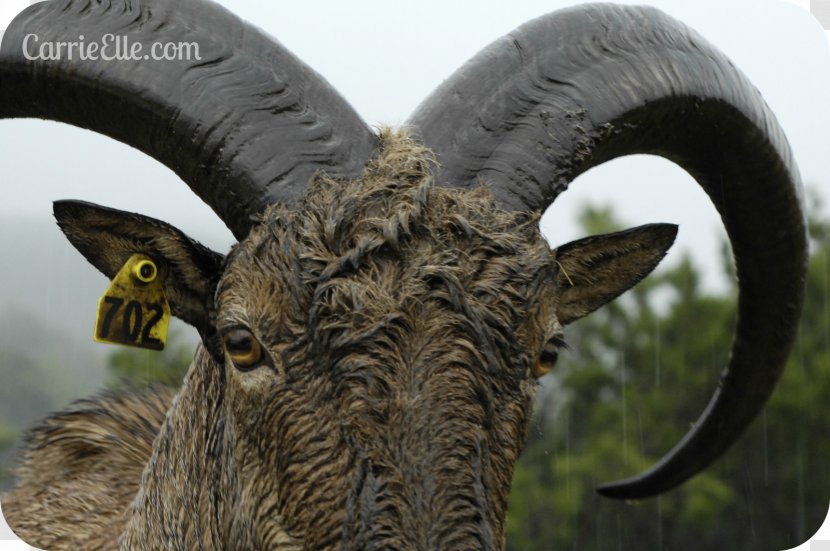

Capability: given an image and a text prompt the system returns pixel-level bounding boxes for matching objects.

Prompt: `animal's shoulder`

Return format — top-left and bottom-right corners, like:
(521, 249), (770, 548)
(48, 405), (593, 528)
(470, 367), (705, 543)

(2, 385), (176, 550)
(18, 384), (176, 464)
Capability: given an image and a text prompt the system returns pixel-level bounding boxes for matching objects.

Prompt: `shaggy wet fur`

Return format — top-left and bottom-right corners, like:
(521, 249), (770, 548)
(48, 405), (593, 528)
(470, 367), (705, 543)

(2, 386), (175, 548)
(3, 131), (559, 549)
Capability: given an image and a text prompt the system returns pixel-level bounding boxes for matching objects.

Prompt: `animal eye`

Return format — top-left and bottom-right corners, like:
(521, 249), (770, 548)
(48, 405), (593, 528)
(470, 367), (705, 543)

(222, 328), (263, 370)
(533, 336), (567, 378)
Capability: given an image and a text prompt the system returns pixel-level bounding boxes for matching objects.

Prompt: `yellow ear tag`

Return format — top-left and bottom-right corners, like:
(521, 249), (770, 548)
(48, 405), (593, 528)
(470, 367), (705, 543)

(93, 254), (170, 350)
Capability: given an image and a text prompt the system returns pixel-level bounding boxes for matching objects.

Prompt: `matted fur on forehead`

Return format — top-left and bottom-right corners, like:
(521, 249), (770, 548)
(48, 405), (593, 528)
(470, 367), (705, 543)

(218, 129), (557, 369)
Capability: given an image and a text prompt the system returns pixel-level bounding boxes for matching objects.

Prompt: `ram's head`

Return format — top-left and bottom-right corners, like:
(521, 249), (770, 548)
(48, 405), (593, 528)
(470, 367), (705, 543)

(0, 1), (806, 549)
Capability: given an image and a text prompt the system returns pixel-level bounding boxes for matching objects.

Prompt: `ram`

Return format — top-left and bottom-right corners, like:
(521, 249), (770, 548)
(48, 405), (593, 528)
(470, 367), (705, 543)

(0, 1), (806, 549)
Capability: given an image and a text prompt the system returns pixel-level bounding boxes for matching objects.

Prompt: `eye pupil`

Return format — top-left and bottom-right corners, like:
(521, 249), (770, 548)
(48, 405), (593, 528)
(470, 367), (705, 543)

(226, 335), (252, 353)
(540, 347), (559, 364)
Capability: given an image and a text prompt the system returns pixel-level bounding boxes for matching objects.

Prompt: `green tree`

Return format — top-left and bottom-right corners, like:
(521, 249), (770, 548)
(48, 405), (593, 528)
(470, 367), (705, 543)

(506, 205), (830, 550)
(106, 329), (193, 388)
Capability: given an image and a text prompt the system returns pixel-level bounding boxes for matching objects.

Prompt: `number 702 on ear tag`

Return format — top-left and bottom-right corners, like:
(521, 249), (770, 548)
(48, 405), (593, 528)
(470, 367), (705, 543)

(94, 254), (171, 350)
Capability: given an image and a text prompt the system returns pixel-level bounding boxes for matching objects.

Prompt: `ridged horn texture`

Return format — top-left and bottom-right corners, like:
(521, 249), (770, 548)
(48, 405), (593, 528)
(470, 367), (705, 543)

(0, 0), (377, 240)
(409, 3), (807, 499)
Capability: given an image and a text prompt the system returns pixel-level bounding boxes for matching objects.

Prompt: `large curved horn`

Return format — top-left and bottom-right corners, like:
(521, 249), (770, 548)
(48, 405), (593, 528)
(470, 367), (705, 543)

(409, 4), (807, 499)
(0, 0), (377, 239)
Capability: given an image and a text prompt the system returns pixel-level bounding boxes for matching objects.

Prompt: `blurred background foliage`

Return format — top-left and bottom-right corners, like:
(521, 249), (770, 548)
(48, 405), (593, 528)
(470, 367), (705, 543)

(105, 328), (192, 389)
(0, 203), (828, 550)
(505, 204), (830, 550)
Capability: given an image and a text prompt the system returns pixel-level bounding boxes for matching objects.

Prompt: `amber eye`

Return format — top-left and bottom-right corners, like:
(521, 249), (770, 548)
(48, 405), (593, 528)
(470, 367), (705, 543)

(533, 336), (567, 378)
(222, 328), (263, 370)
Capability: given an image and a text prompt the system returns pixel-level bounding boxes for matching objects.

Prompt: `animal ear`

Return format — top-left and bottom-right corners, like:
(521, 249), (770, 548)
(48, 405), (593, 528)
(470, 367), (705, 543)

(53, 200), (225, 333)
(554, 223), (677, 326)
